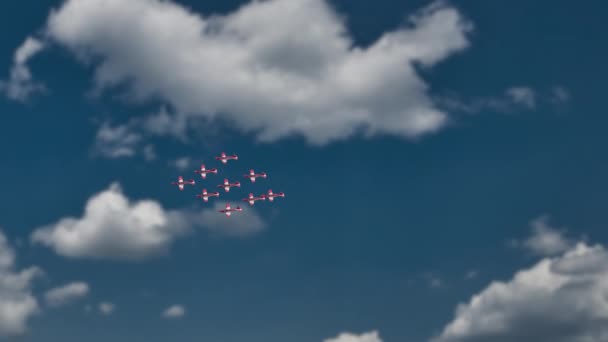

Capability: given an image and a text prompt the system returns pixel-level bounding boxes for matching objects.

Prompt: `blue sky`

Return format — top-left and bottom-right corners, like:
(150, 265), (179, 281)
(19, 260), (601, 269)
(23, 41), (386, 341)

(1, 1), (607, 341)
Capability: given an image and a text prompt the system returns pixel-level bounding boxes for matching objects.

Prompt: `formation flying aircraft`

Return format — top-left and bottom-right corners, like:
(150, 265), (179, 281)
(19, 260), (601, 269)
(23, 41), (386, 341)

(196, 189), (220, 202)
(171, 176), (195, 191)
(171, 151), (286, 217)
(194, 164), (218, 179)
(244, 169), (267, 183)
(215, 152), (238, 164)
(219, 203), (243, 217)
(243, 193), (266, 206)
(218, 178), (241, 192)
(264, 189), (285, 202)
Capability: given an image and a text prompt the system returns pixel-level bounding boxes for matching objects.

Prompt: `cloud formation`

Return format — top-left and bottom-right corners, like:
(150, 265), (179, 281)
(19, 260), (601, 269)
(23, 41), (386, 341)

(434, 241), (608, 342)
(99, 302), (115, 315)
(44, 282), (90, 308)
(44, 0), (471, 145)
(30, 183), (192, 260)
(0, 37), (46, 101)
(0, 230), (42, 337)
(324, 331), (383, 342)
(93, 122), (144, 158)
(31, 183), (267, 260)
(510, 215), (575, 256)
(162, 305), (185, 319)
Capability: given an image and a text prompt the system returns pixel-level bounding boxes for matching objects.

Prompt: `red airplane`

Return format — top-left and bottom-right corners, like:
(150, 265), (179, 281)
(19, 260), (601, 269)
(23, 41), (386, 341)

(194, 164), (218, 179)
(196, 189), (220, 202)
(244, 169), (267, 183)
(242, 193), (266, 206)
(219, 203), (243, 217)
(263, 189), (285, 202)
(171, 176), (195, 191)
(215, 152), (238, 164)
(217, 178), (241, 192)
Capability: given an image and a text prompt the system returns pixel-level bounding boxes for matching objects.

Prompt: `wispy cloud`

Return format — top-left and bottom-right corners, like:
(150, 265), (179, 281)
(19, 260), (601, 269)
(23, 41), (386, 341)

(0, 37), (46, 102)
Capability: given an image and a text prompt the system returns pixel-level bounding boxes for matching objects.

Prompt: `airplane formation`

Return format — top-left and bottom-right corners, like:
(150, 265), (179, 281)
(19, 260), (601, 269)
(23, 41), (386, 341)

(171, 152), (285, 217)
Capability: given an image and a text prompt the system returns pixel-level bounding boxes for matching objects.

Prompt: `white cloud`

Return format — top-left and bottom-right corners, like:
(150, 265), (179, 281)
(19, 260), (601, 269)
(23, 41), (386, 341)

(30, 183), (192, 260)
(0, 37), (46, 101)
(162, 305), (185, 319)
(170, 157), (192, 171)
(324, 331), (382, 342)
(437, 86), (540, 114)
(44, 281), (89, 308)
(92, 108), (188, 160)
(505, 86), (536, 109)
(551, 86), (570, 105)
(434, 241), (608, 342)
(143, 144), (157, 161)
(31, 183), (267, 260)
(512, 215), (574, 256)
(465, 270), (478, 279)
(44, 0), (472, 145)
(93, 122), (142, 158)
(99, 302), (115, 315)
(0, 230), (42, 337)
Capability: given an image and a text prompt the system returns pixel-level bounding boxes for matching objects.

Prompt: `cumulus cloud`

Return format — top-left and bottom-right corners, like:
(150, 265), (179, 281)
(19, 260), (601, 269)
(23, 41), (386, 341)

(30, 183), (193, 260)
(44, 281), (89, 308)
(43, 0), (472, 145)
(511, 215), (574, 256)
(0, 230), (42, 337)
(434, 240), (608, 342)
(0, 37), (46, 101)
(162, 305), (185, 319)
(99, 302), (115, 315)
(31, 183), (267, 260)
(324, 331), (383, 342)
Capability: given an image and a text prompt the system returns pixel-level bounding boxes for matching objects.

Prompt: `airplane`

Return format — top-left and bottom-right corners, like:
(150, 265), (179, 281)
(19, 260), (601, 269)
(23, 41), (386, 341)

(171, 176), (195, 191)
(263, 189), (285, 202)
(244, 169), (267, 183)
(215, 152), (238, 164)
(217, 178), (241, 192)
(194, 164), (218, 179)
(242, 193), (266, 206)
(196, 189), (220, 202)
(219, 203), (243, 217)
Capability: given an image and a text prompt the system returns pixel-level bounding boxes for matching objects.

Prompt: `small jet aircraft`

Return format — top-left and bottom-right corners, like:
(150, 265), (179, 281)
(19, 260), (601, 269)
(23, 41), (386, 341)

(171, 176), (195, 191)
(218, 178), (241, 192)
(194, 164), (218, 179)
(215, 152), (238, 164)
(219, 203), (243, 217)
(263, 189), (285, 202)
(196, 189), (220, 202)
(244, 169), (267, 183)
(242, 193), (266, 206)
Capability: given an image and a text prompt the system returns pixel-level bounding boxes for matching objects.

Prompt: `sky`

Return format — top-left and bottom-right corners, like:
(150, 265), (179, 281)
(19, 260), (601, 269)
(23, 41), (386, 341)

(0, 0), (607, 341)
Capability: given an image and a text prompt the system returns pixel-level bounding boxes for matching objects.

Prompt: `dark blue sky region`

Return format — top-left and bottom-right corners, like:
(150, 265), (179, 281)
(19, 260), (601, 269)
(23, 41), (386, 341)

(0, 1), (607, 342)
